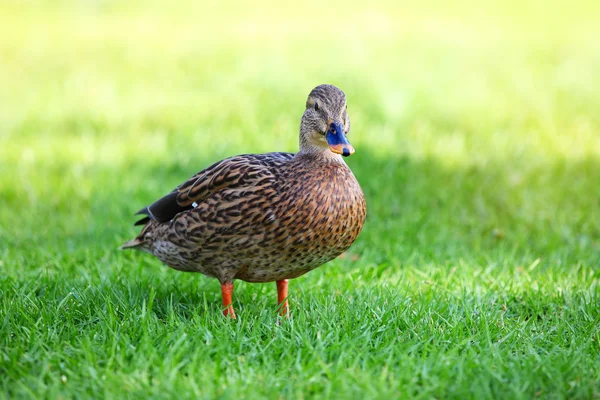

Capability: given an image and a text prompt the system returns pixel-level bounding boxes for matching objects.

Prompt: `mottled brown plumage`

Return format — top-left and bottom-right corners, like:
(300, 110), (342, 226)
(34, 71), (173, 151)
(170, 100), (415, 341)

(121, 84), (366, 317)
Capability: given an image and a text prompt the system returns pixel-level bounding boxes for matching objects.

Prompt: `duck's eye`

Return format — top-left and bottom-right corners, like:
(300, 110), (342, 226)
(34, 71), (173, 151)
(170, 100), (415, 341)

(314, 102), (319, 111)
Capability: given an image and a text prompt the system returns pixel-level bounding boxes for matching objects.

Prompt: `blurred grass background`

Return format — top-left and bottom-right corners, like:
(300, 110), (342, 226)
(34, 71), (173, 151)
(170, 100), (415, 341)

(1, 0), (599, 398)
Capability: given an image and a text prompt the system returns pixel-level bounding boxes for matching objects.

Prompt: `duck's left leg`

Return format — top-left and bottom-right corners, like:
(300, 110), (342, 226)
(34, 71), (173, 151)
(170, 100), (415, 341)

(276, 279), (289, 317)
(220, 282), (236, 319)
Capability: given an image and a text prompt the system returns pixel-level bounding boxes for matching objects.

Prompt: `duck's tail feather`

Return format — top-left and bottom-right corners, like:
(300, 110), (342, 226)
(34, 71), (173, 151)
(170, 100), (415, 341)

(119, 238), (143, 250)
(120, 221), (155, 253)
(119, 238), (153, 254)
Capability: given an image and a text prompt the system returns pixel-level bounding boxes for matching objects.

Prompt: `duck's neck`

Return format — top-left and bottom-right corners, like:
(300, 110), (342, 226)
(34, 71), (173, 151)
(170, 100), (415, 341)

(295, 146), (346, 164)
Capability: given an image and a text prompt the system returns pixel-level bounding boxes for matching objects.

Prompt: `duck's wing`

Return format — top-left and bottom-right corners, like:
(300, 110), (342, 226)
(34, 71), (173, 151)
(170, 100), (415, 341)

(134, 152), (295, 226)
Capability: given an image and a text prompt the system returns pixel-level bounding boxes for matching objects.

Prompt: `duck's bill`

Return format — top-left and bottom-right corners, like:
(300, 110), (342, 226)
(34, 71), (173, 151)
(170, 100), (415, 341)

(326, 122), (355, 157)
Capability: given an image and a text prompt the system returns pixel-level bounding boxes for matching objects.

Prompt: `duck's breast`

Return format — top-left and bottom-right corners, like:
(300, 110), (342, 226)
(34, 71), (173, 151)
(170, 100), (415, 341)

(271, 162), (367, 269)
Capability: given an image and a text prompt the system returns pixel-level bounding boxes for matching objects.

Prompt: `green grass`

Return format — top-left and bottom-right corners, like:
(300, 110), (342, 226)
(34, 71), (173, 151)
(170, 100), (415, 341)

(1, 1), (600, 398)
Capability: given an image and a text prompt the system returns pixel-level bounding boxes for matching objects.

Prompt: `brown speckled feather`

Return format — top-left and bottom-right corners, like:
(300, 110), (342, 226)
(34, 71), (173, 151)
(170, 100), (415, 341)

(128, 152), (365, 283)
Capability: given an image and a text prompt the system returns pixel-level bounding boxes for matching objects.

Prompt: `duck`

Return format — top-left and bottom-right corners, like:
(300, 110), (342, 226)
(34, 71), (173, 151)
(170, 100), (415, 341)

(121, 84), (366, 318)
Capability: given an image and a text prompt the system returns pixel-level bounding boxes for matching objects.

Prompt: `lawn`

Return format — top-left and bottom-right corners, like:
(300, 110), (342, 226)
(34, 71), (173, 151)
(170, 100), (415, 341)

(1, 1), (600, 398)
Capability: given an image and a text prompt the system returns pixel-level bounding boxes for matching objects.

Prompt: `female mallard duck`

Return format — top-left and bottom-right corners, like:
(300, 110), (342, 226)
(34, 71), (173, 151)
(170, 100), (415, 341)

(121, 84), (366, 318)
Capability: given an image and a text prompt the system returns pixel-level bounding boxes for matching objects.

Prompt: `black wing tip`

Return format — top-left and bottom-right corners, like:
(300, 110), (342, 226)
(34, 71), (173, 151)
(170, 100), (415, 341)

(135, 206), (149, 216)
(134, 217), (151, 226)
(133, 206), (152, 226)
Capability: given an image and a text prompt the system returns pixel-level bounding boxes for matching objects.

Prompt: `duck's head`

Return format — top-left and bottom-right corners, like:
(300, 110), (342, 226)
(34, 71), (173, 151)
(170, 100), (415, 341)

(299, 84), (354, 157)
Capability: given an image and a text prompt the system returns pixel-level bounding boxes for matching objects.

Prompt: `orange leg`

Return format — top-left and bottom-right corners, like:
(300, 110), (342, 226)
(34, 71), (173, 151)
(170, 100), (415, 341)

(220, 282), (236, 319)
(276, 279), (289, 317)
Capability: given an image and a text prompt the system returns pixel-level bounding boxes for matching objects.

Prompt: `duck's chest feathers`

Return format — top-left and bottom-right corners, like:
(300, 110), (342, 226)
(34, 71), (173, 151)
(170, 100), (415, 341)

(277, 161), (366, 252)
